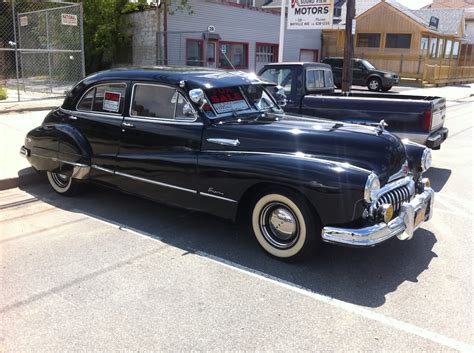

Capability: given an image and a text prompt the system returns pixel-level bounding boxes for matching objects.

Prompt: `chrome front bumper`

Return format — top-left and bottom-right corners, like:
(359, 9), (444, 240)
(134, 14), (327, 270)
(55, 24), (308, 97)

(321, 187), (435, 247)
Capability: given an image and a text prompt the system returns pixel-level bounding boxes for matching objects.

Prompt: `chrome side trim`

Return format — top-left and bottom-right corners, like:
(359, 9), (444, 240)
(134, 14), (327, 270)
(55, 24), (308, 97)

(125, 116), (202, 126)
(200, 150), (370, 174)
(206, 138), (240, 147)
(114, 171), (197, 194)
(61, 108), (124, 120)
(91, 164), (114, 174)
(200, 192), (238, 203)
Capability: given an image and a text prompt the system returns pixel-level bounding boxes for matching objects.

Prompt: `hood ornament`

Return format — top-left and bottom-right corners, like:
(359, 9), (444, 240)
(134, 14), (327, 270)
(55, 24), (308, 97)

(377, 120), (388, 134)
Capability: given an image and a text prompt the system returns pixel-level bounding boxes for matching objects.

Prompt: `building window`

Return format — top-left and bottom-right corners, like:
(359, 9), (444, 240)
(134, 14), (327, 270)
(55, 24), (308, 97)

(219, 42), (248, 69)
(444, 40), (452, 58)
(186, 39), (204, 66)
(299, 49), (318, 62)
(452, 41), (460, 59)
(385, 34), (412, 49)
(437, 38), (444, 58)
(429, 37), (438, 58)
(420, 36), (429, 56)
(333, 7), (342, 17)
(256, 43), (278, 64)
(357, 33), (381, 48)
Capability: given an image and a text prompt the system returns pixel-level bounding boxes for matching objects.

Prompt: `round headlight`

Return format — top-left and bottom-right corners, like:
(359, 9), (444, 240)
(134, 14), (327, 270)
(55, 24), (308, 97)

(364, 172), (380, 203)
(421, 148), (432, 172)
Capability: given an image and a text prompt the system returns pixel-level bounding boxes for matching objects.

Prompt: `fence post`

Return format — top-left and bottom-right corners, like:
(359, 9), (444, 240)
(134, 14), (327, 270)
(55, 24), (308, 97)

(79, 3), (86, 77)
(46, 10), (53, 94)
(12, 0), (20, 102)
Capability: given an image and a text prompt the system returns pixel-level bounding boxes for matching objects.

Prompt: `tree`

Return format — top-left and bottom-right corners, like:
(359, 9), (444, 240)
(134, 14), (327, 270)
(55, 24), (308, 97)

(77, 0), (192, 74)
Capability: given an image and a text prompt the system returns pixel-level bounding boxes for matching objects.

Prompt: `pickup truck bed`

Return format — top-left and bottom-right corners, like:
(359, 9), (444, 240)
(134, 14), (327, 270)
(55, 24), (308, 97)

(259, 62), (448, 149)
(299, 92), (447, 148)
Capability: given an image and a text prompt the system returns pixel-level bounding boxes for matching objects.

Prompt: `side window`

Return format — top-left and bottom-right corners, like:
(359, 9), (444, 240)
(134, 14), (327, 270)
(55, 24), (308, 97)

(324, 70), (334, 87)
(93, 84), (126, 114)
(260, 68), (293, 95)
(131, 84), (195, 121)
(77, 83), (126, 114)
(306, 70), (325, 89)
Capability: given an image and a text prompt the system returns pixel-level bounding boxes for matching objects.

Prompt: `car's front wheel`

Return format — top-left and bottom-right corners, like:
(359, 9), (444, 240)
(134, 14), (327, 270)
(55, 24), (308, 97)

(46, 171), (80, 196)
(367, 77), (382, 91)
(381, 85), (393, 92)
(251, 189), (320, 260)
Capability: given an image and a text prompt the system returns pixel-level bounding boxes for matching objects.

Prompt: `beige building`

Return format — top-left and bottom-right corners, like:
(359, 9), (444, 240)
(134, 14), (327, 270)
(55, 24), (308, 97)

(322, 0), (473, 85)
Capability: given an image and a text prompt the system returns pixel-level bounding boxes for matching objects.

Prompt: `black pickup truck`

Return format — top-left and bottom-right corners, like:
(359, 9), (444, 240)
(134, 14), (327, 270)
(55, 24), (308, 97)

(258, 62), (448, 149)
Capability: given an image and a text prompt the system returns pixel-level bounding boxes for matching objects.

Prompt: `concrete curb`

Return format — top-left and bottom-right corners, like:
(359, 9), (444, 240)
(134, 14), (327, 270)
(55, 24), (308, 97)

(0, 168), (44, 191)
(0, 105), (60, 114)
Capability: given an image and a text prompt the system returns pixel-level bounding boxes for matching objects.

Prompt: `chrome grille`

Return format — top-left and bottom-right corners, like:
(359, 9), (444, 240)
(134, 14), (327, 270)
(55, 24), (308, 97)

(376, 185), (412, 213)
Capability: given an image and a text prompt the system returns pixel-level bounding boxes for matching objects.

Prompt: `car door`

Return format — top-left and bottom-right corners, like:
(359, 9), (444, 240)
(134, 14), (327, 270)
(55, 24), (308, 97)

(70, 81), (128, 181)
(114, 82), (202, 209)
(352, 60), (367, 86)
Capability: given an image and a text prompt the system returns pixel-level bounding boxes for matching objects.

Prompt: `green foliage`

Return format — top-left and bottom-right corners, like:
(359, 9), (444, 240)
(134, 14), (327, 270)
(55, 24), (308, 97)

(0, 87), (7, 101)
(71, 0), (192, 74)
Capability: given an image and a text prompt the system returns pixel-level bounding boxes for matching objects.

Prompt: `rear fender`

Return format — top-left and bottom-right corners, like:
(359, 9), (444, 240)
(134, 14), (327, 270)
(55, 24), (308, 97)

(26, 124), (92, 178)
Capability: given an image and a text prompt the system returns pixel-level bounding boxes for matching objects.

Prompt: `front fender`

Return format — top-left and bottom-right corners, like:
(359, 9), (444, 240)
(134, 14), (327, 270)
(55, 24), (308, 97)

(198, 151), (370, 225)
(403, 140), (425, 176)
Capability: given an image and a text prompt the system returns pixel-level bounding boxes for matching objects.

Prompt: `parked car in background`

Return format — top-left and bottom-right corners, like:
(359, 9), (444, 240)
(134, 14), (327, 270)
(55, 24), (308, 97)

(321, 57), (400, 92)
(259, 62), (448, 149)
(21, 67), (435, 260)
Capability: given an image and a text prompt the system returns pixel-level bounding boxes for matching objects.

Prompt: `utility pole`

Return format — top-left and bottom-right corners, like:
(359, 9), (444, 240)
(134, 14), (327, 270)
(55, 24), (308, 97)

(156, 0), (162, 65)
(341, 0), (355, 94)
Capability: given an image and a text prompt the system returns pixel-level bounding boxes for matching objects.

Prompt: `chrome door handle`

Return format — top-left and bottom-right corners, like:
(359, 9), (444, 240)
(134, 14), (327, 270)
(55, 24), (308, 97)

(69, 115), (78, 120)
(206, 138), (240, 146)
(122, 122), (135, 128)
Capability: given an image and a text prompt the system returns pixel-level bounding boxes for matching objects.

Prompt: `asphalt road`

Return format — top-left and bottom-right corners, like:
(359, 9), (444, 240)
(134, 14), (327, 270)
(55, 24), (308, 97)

(1, 99), (473, 351)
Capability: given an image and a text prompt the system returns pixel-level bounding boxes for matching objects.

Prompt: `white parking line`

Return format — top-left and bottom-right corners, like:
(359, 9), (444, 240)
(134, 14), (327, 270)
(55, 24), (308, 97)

(77, 209), (474, 352)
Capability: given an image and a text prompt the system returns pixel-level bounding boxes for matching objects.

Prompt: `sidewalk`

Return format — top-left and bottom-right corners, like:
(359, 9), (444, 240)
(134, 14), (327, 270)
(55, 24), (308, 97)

(0, 97), (64, 114)
(400, 83), (474, 102)
(0, 110), (48, 190)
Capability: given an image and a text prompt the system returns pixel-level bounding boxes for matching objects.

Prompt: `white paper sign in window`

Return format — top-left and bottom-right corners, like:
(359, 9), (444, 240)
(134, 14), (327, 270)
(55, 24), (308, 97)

(103, 91), (121, 112)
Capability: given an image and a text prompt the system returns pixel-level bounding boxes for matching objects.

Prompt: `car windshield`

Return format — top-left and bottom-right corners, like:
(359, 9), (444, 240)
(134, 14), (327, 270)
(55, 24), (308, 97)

(203, 85), (280, 119)
(360, 59), (376, 70)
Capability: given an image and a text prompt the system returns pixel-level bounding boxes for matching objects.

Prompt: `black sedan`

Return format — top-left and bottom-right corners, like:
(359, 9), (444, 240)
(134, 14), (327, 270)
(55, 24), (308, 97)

(20, 67), (435, 260)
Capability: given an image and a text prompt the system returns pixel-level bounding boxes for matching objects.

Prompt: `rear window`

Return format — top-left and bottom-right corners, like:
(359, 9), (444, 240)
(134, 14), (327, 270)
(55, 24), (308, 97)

(306, 69), (333, 89)
(77, 83), (126, 114)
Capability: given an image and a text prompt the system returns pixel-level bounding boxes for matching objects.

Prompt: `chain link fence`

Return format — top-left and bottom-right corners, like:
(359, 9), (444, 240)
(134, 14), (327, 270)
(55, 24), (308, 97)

(0, 0), (85, 103)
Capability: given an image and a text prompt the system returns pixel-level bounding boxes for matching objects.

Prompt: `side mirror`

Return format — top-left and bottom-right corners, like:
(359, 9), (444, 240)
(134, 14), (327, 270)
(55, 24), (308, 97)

(189, 88), (205, 104)
(273, 85), (287, 107)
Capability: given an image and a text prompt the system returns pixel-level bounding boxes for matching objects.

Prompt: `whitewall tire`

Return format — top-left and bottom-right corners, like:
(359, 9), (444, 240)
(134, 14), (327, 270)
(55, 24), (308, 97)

(251, 191), (319, 259)
(46, 171), (78, 196)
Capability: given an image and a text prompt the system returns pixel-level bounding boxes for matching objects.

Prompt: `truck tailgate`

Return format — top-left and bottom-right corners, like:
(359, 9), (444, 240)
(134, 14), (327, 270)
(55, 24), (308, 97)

(431, 97), (446, 131)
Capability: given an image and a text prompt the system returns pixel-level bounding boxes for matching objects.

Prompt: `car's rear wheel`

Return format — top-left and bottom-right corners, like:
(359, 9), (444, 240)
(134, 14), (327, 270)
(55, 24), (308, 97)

(251, 189), (320, 260)
(46, 171), (80, 196)
(367, 77), (382, 91)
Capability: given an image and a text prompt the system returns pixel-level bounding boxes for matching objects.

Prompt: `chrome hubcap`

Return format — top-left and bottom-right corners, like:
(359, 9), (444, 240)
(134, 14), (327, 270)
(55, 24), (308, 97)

(51, 172), (69, 188)
(260, 202), (299, 249)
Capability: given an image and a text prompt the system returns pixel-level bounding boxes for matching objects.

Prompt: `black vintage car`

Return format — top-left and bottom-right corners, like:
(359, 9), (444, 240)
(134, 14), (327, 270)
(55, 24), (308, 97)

(20, 67), (435, 260)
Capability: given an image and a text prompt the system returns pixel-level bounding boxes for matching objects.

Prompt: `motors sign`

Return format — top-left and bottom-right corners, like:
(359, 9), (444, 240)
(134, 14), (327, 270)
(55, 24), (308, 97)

(287, 0), (334, 30)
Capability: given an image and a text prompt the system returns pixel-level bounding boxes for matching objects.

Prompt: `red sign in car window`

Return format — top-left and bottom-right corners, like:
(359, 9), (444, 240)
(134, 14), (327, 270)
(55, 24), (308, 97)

(103, 91), (121, 112)
(207, 87), (249, 114)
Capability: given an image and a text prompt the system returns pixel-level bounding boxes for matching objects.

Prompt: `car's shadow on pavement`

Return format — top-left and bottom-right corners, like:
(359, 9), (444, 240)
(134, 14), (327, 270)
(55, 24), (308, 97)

(21, 180), (438, 309)
(424, 167), (451, 192)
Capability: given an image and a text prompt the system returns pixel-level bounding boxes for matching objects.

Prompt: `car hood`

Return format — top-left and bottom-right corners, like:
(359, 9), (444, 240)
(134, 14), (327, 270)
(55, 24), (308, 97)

(203, 114), (406, 185)
(374, 69), (397, 77)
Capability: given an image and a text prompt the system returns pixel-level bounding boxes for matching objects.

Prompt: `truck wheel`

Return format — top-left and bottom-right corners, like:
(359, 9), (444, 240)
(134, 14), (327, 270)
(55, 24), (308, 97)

(251, 189), (320, 260)
(367, 77), (382, 91)
(381, 86), (392, 92)
(46, 171), (81, 196)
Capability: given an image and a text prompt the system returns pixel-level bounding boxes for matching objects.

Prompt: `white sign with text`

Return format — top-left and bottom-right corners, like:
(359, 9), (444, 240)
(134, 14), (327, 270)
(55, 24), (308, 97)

(287, 0), (334, 30)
